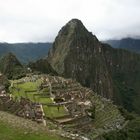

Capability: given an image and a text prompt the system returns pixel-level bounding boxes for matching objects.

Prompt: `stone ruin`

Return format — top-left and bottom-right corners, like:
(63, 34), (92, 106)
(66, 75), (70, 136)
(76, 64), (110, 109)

(0, 74), (126, 140)
(0, 94), (46, 124)
(40, 75), (95, 128)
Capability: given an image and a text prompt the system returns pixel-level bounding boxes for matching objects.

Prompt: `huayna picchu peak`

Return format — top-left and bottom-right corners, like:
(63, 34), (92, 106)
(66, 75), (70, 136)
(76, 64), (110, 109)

(47, 19), (140, 114)
(58, 19), (90, 36)
(48, 19), (114, 98)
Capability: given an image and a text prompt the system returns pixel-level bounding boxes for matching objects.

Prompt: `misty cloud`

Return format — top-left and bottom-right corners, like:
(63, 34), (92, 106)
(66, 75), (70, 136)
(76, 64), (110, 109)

(0, 0), (140, 42)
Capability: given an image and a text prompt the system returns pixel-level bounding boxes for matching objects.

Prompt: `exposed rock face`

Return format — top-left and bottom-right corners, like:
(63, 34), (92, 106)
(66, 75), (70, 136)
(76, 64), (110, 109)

(48, 19), (85, 75)
(48, 19), (114, 99)
(48, 19), (140, 114)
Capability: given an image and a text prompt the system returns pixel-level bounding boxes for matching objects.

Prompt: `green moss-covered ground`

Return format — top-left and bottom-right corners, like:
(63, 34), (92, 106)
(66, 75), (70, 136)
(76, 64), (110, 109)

(0, 111), (66, 140)
(0, 122), (62, 140)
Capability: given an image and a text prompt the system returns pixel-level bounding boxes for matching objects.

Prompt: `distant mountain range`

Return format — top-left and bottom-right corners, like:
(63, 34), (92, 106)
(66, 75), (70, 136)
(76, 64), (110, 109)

(0, 42), (52, 63)
(105, 38), (140, 53)
(0, 38), (139, 65)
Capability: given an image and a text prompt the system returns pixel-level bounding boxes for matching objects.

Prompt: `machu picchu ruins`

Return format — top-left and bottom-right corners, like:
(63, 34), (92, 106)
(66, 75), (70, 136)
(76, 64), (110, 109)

(0, 73), (125, 140)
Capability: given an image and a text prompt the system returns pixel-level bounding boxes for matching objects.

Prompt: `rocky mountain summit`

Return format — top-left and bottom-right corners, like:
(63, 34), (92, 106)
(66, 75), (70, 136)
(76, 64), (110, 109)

(47, 19), (140, 114)
(47, 19), (114, 98)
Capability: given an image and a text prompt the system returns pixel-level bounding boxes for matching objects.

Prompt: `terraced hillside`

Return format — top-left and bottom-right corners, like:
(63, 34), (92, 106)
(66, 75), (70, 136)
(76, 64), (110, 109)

(7, 74), (125, 139)
(9, 76), (68, 118)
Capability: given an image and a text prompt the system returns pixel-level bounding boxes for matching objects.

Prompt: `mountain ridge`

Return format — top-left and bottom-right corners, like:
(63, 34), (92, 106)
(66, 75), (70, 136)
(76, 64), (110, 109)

(105, 38), (140, 53)
(0, 42), (52, 63)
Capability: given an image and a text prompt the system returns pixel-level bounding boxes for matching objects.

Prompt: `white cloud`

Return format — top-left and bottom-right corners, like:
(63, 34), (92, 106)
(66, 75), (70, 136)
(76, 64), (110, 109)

(0, 0), (139, 42)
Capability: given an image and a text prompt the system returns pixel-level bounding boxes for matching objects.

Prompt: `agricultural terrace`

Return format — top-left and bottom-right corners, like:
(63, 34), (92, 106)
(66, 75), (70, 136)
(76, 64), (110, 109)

(9, 76), (68, 118)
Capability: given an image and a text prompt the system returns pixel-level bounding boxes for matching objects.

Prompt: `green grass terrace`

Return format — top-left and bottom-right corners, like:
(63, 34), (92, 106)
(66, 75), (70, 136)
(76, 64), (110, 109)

(9, 78), (69, 118)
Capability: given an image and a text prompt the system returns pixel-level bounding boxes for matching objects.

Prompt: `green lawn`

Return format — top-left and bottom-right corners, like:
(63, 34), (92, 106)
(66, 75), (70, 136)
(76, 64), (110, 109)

(43, 106), (68, 118)
(0, 120), (66, 140)
(39, 97), (53, 104)
(17, 82), (38, 91)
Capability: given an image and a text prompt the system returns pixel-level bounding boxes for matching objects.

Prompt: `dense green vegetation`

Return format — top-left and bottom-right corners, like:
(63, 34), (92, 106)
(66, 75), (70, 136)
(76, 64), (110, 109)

(103, 116), (140, 140)
(102, 107), (140, 140)
(113, 76), (137, 112)
(103, 44), (140, 114)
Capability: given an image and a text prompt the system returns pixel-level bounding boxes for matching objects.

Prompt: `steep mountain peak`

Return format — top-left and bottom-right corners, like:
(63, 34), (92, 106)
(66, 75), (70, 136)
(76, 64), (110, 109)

(48, 19), (101, 75)
(4, 52), (21, 62)
(2, 52), (22, 66)
(0, 53), (25, 79)
(67, 18), (84, 29)
(47, 19), (114, 100)
(58, 18), (89, 37)
(68, 18), (82, 23)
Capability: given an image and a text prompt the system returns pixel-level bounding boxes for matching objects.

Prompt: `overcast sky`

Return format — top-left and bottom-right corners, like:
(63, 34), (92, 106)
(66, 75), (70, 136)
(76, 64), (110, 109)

(0, 0), (140, 43)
